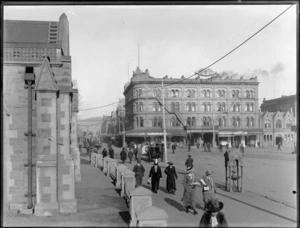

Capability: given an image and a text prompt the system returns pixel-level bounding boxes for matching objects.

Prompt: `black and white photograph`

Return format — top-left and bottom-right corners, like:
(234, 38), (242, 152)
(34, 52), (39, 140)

(2, 2), (298, 227)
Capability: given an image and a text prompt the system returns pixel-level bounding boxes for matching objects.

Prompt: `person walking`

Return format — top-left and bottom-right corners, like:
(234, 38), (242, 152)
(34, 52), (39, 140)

(172, 143), (176, 154)
(199, 198), (228, 227)
(164, 162), (178, 194)
(133, 145), (138, 161)
(133, 159), (145, 187)
(120, 147), (127, 163)
(102, 148), (108, 158)
(148, 159), (162, 193)
(185, 154), (193, 168)
(277, 142), (282, 151)
(128, 148), (133, 164)
(182, 165), (198, 215)
(197, 169), (217, 210)
(108, 146), (114, 159)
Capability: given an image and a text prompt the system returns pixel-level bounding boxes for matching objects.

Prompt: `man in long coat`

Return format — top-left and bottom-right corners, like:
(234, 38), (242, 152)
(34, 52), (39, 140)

(182, 165), (198, 215)
(185, 154), (193, 168)
(102, 148), (108, 158)
(164, 162), (178, 194)
(148, 159), (162, 193)
(120, 147), (127, 163)
(133, 159), (145, 187)
(109, 147), (114, 159)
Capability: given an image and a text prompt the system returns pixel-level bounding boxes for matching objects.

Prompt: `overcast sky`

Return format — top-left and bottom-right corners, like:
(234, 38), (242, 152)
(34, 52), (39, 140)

(4, 4), (297, 119)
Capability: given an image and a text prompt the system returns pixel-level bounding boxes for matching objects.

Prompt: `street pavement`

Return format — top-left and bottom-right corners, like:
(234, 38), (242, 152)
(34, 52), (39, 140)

(3, 144), (298, 227)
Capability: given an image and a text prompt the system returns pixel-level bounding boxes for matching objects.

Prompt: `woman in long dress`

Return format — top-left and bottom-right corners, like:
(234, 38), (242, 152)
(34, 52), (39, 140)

(164, 162), (178, 194)
(182, 165), (198, 215)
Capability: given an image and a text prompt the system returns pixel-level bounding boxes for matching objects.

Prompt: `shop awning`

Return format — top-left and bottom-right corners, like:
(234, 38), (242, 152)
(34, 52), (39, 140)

(124, 128), (186, 137)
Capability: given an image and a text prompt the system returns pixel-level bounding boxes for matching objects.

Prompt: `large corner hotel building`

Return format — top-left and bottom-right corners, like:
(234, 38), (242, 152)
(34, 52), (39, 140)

(123, 67), (263, 147)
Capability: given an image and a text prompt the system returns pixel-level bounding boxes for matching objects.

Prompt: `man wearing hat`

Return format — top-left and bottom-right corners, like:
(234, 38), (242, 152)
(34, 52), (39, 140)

(182, 165), (198, 215)
(193, 169), (217, 210)
(148, 159), (162, 193)
(164, 162), (178, 194)
(133, 159), (145, 187)
(199, 198), (228, 227)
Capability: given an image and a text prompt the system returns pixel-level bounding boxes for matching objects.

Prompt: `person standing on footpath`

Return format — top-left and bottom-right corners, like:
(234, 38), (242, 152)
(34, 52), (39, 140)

(133, 144), (138, 161)
(102, 147), (108, 158)
(182, 165), (198, 215)
(164, 162), (178, 194)
(120, 147), (127, 163)
(194, 169), (217, 210)
(148, 159), (162, 193)
(172, 143), (176, 154)
(133, 159), (145, 187)
(199, 198), (228, 227)
(185, 154), (193, 168)
(277, 142), (282, 151)
(108, 146), (114, 159)
(128, 148), (133, 164)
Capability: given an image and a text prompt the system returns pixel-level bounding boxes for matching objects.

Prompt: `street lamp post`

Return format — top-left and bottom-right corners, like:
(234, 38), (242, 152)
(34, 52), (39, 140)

(161, 79), (168, 166)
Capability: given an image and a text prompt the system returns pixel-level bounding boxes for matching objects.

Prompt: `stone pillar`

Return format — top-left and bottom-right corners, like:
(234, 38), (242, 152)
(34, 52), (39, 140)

(241, 136), (246, 147)
(136, 206), (168, 227)
(103, 157), (111, 175)
(96, 154), (103, 169)
(255, 135), (258, 148)
(35, 92), (59, 216)
(70, 89), (81, 182)
(57, 92), (77, 213)
(107, 159), (117, 177)
(91, 152), (97, 167)
(129, 186), (153, 227)
(121, 170), (135, 198)
(115, 165), (128, 189)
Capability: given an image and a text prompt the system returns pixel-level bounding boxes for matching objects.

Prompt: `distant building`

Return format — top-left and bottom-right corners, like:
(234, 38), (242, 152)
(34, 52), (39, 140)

(260, 95), (297, 148)
(3, 14), (79, 215)
(123, 67), (263, 148)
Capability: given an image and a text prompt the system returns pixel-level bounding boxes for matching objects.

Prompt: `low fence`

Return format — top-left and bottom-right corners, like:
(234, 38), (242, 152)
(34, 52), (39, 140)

(88, 150), (168, 227)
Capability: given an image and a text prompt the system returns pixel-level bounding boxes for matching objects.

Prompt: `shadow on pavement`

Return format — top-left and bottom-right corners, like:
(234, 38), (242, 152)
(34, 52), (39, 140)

(195, 202), (205, 211)
(215, 183), (227, 191)
(158, 186), (169, 194)
(164, 198), (185, 212)
(119, 211), (130, 225)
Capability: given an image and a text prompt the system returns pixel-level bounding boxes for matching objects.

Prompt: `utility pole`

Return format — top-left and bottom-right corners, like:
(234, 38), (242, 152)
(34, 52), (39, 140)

(161, 79), (168, 166)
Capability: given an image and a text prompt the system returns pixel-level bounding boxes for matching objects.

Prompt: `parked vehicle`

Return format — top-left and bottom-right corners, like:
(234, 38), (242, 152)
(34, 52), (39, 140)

(141, 143), (163, 162)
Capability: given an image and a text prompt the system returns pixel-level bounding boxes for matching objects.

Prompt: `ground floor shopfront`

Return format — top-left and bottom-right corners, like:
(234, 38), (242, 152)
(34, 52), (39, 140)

(123, 127), (264, 148)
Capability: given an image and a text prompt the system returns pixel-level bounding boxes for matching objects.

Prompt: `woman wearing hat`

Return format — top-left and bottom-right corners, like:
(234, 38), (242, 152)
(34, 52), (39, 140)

(199, 198), (228, 227)
(148, 159), (162, 193)
(182, 165), (198, 215)
(164, 162), (178, 194)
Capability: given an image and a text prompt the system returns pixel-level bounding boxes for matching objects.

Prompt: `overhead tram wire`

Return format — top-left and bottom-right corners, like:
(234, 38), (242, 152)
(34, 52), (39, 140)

(78, 4), (294, 112)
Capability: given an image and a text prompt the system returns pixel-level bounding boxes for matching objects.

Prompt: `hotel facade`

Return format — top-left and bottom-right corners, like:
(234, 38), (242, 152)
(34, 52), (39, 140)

(123, 67), (263, 148)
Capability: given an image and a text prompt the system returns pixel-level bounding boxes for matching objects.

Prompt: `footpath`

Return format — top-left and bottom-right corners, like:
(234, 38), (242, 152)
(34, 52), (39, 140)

(3, 144), (298, 227)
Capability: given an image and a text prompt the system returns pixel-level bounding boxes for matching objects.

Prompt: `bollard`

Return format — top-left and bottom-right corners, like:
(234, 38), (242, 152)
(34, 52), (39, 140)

(115, 165), (128, 189)
(136, 206), (168, 227)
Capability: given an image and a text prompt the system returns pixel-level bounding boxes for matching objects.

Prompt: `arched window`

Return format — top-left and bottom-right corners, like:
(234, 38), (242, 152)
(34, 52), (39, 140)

(250, 90), (254, 98)
(135, 103), (139, 113)
(192, 117), (196, 127)
(286, 119), (292, 128)
(270, 135), (272, 141)
(246, 103), (250, 111)
(175, 90), (179, 97)
(187, 117), (191, 126)
(207, 90), (211, 98)
(204, 90), (207, 98)
(136, 117), (139, 128)
(170, 117), (175, 127)
(192, 102), (196, 112)
(140, 117), (144, 127)
(187, 90), (191, 98)
(175, 102), (180, 112)
(265, 119), (271, 128)
(203, 117), (207, 126)
(207, 103), (211, 112)
(236, 103), (240, 112)
(158, 117), (162, 128)
(250, 117), (255, 127)
(246, 90), (250, 98)
(187, 102), (191, 112)
(139, 102), (143, 112)
(139, 89), (142, 97)
(232, 117), (236, 126)
(236, 117), (240, 127)
(153, 117), (157, 127)
(233, 104), (236, 112)
(267, 135), (269, 141)
(246, 117), (250, 126)
(264, 135), (266, 142)
(218, 118), (222, 126)
(207, 117), (211, 126)
(171, 102), (175, 112)
(153, 102), (157, 112)
(232, 90), (235, 98)
(276, 119), (282, 128)
(250, 103), (254, 112)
